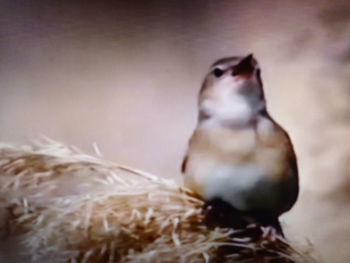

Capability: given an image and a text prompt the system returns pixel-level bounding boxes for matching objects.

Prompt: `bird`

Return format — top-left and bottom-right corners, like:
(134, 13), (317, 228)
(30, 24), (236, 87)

(181, 54), (299, 236)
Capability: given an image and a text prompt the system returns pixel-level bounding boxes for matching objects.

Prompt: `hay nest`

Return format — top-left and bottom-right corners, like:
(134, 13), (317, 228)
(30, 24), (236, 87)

(0, 140), (312, 263)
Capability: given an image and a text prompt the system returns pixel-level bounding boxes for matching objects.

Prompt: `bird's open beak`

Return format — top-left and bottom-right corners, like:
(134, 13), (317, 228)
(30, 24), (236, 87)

(233, 54), (255, 76)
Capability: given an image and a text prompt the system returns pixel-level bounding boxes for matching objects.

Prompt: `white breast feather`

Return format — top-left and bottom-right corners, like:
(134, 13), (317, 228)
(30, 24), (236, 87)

(203, 164), (268, 211)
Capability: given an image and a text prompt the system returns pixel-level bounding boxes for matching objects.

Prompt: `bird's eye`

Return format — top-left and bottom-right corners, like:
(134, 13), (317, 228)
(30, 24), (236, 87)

(213, 68), (224, 77)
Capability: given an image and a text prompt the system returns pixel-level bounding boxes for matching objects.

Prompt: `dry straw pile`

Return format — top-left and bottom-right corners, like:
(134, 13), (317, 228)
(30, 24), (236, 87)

(0, 140), (312, 263)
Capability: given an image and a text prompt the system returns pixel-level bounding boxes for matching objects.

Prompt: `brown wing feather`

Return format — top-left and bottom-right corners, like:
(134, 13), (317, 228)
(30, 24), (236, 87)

(266, 112), (299, 211)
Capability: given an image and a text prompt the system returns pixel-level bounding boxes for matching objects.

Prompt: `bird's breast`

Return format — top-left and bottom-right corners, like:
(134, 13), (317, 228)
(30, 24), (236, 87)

(184, 124), (294, 214)
(192, 123), (257, 161)
(185, 155), (284, 213)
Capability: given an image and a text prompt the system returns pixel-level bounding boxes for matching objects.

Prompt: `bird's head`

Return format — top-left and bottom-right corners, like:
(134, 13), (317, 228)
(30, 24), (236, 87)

(198, 54), (266, 123)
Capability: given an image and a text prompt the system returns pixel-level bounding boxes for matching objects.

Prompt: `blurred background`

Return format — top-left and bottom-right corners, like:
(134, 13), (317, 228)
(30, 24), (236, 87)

(1, 0), (350, 262)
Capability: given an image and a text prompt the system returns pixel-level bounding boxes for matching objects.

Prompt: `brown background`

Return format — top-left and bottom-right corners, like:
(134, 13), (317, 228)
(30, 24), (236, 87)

(1, 1), (350, 262)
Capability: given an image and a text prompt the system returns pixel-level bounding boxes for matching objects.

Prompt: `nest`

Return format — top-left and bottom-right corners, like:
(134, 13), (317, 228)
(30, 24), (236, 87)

(0, 140), (312, 263)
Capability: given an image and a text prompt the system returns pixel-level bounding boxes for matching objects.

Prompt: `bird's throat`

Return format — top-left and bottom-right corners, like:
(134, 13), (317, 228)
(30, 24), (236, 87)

(199, 94), (265, 128)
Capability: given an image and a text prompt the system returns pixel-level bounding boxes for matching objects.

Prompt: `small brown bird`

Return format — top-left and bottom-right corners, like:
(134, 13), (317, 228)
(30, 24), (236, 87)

(182, 54), (298, 234)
